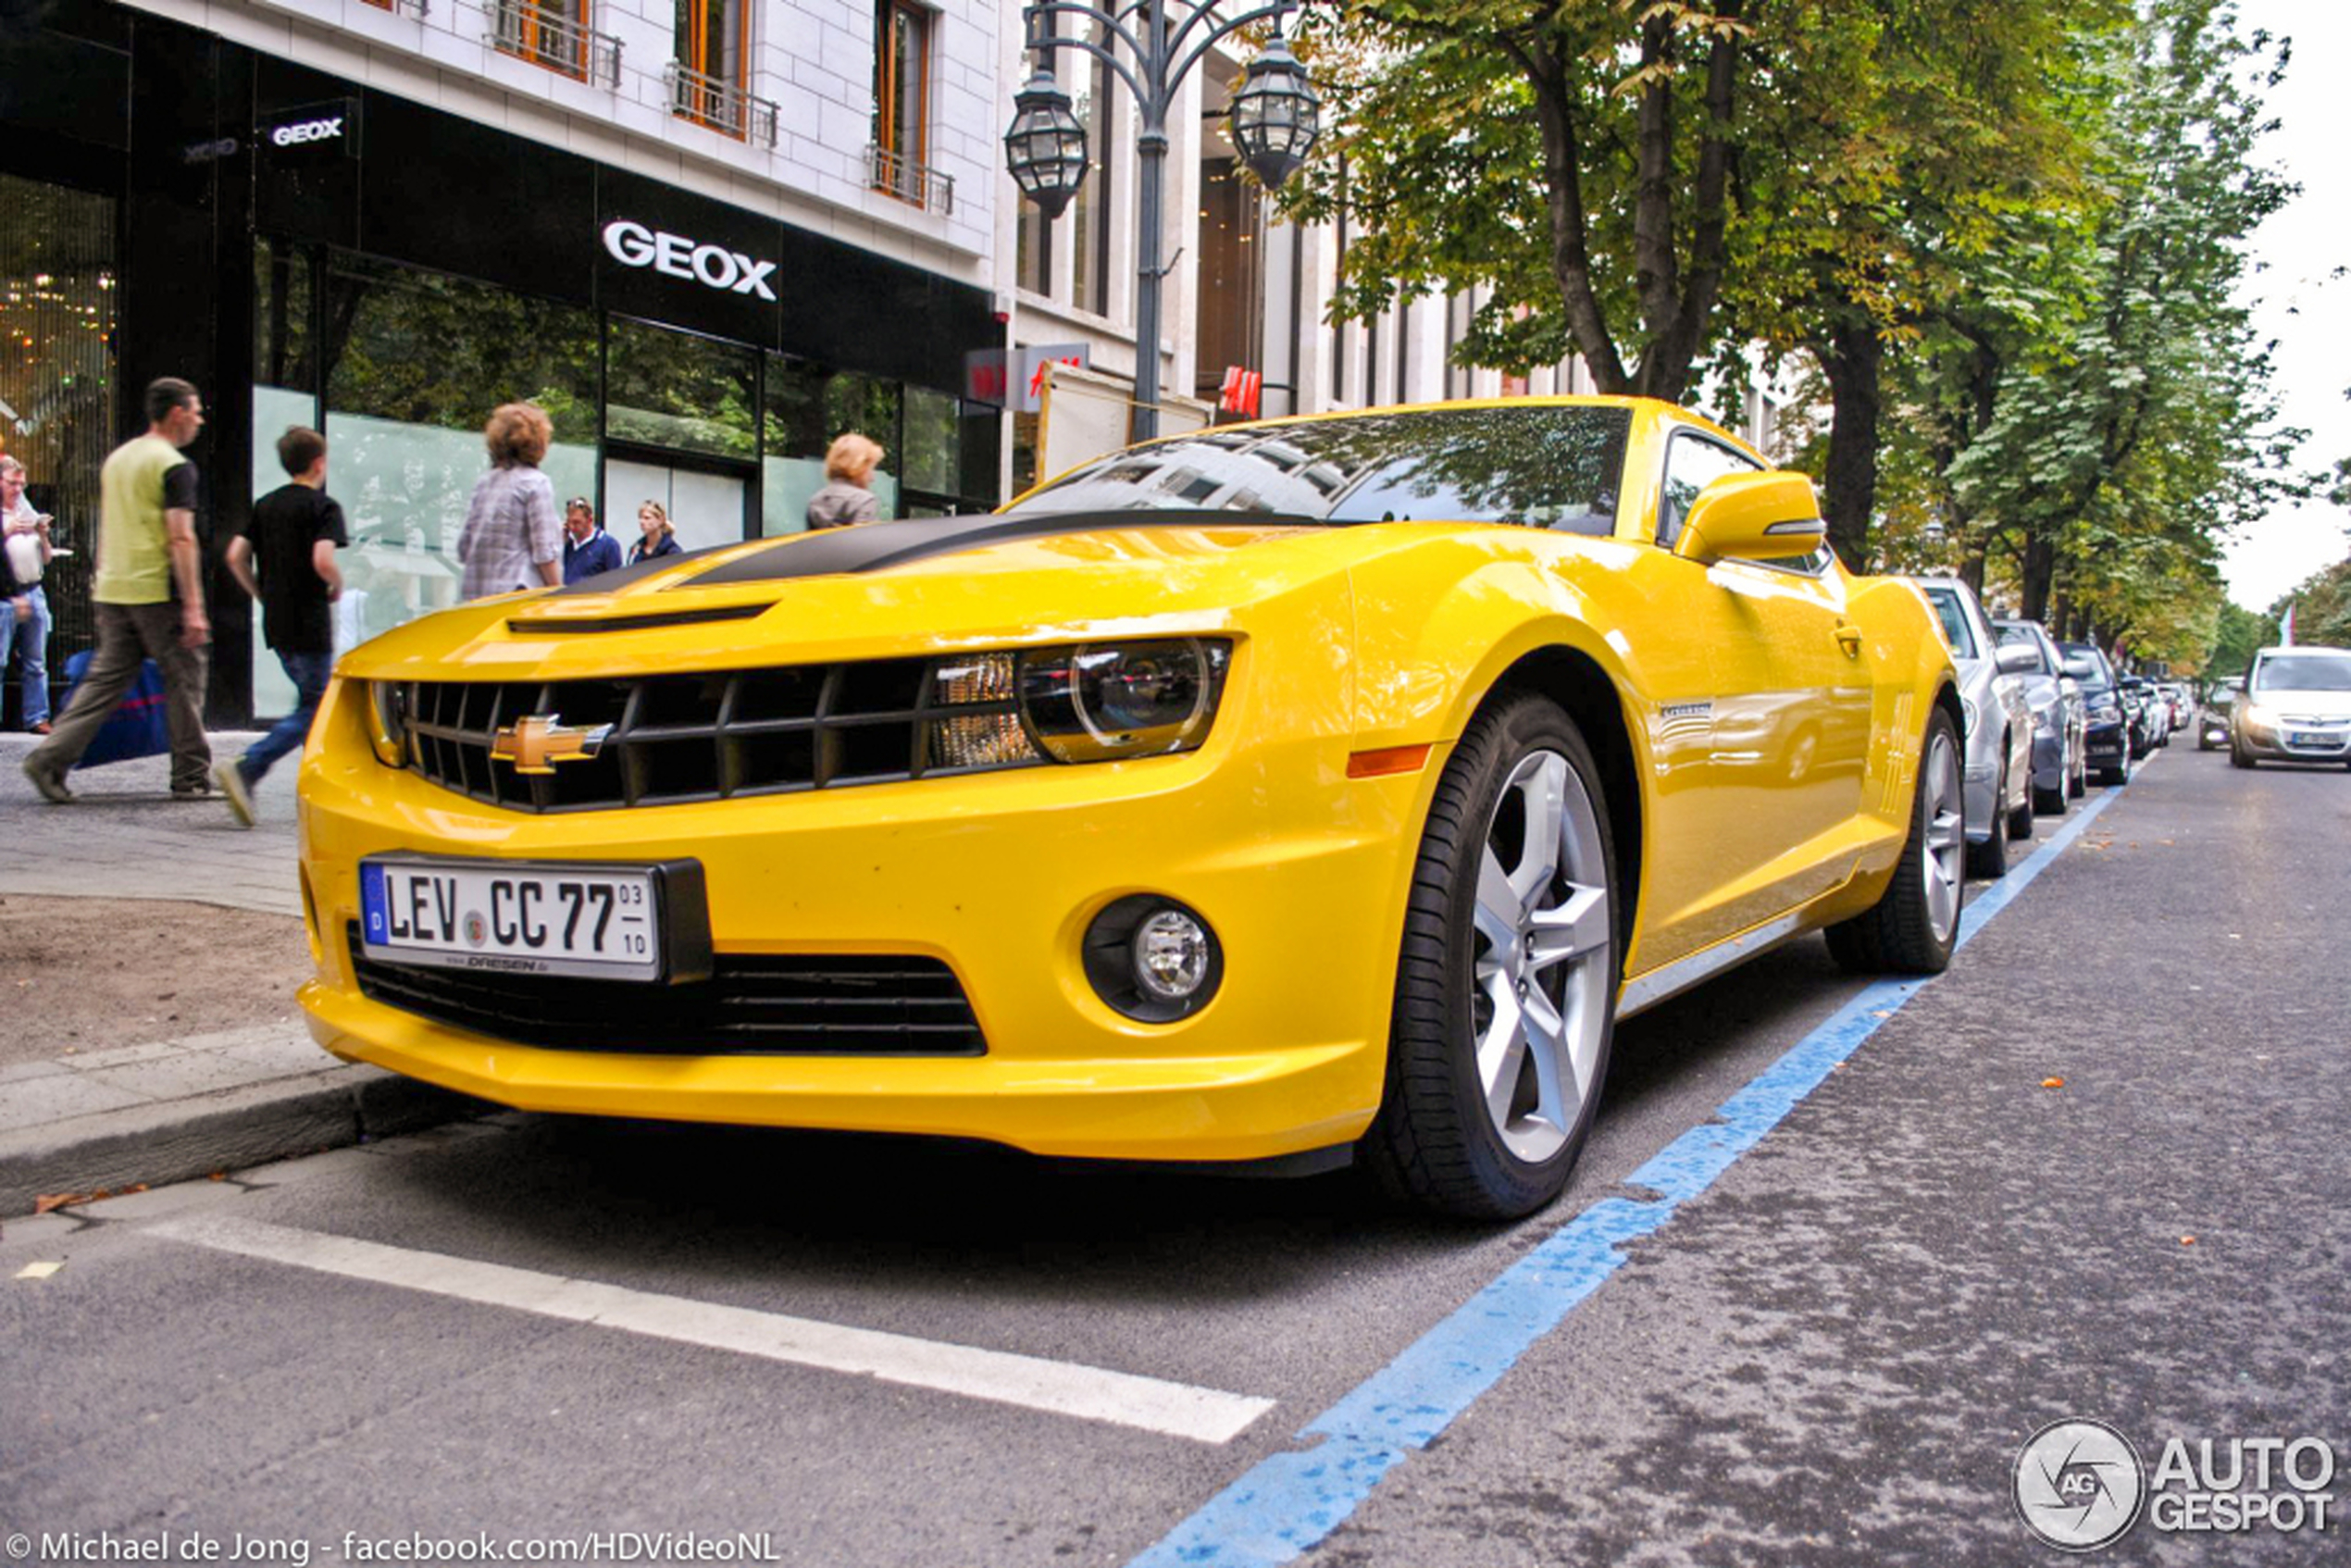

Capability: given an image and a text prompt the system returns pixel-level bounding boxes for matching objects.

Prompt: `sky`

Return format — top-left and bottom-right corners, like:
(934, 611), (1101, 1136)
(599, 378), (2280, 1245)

(2222, 0), (2350, 611)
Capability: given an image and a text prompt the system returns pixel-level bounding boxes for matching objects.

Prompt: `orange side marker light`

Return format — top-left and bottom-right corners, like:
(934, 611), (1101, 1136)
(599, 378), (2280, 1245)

(1348, 743), (1434, 779)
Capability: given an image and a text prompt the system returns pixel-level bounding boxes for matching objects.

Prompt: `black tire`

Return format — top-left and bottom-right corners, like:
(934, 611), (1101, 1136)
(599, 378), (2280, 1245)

(2008, 776), (2036, 840)
(2102, 745), (2132, 787)
(2231, 737), (2255, 770)
(2034, 781), (2065, 815)
(1824, 706), (1962, 975)
(1363, 690), (1619, 1220)
(1814, 709), (1965, 973)
(1966, 757), (2009, 879)
(2070, 746), (2088, 799)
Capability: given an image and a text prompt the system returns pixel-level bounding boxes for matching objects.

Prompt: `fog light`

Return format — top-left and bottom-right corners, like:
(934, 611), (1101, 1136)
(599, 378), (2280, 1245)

(1082, 894), (1223, 1023)
(1134, 908), (1211, 1001)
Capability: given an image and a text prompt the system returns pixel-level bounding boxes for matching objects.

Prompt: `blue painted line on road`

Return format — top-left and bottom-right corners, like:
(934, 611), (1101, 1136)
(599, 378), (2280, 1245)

(1129, 772), (2141, 1568)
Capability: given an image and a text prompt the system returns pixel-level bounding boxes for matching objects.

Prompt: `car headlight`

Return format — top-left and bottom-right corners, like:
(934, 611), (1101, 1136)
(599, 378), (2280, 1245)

(1960, 695), (1979, 738)
(1015, 638), (1232, 764)
(2090, 696), (2121, 721)
(2031, 701), (2058, 734)
(365, 679), (410, 768)
(2243, 703), (2277, 729)
(921, 639), (1233, 772)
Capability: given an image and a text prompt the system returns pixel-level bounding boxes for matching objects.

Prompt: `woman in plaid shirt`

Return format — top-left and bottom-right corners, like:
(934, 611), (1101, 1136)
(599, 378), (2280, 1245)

(456, 403), (563, 601)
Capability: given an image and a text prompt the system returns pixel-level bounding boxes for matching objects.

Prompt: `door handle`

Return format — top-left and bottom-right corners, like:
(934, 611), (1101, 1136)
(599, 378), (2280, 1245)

(1834, 624), (1864, 657)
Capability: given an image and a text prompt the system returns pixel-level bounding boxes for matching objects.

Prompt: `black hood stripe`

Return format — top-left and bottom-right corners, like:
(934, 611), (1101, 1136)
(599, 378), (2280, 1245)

(674, 510), (1312, 588)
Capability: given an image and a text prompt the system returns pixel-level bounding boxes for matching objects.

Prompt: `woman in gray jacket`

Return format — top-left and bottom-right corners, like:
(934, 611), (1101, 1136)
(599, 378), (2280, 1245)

(804, 433), (885, 529)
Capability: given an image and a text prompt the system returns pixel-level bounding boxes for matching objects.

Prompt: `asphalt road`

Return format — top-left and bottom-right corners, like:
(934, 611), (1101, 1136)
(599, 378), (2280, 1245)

(4, 744), (2345, 1567)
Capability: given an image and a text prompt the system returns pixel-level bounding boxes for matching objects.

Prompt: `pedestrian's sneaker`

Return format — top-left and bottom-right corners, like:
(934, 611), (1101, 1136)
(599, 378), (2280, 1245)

(217, 759), (257, 828)
(21, 756), (72, 803)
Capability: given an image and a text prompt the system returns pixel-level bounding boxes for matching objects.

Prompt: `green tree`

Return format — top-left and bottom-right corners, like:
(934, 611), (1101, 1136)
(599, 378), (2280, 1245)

(1937, 0), (2299, 630)
(1283, 0), (1815, 404)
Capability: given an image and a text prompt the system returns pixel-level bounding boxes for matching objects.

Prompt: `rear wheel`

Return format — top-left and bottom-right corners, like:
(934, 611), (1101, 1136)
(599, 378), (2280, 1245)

(1365, 691), (1619, 1220)
(1825, 707), (1963, 975)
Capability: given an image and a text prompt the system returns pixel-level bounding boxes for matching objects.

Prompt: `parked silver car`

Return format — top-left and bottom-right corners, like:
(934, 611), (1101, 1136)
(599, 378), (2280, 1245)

(2231, 645), (2351, 767)
(1911, 579), (2037, 875)
(1990, 616), (2089, 813)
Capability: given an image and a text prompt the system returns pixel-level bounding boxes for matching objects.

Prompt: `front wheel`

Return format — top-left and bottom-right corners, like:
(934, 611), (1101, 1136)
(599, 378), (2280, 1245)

(1365, 691), (1619, 1220)
(2231, 737), (2255, 770)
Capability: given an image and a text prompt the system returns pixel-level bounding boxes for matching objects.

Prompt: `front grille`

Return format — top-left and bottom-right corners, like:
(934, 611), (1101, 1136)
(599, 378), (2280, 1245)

(393, 659), (1032, 812)
(349, 926), (985, 1056)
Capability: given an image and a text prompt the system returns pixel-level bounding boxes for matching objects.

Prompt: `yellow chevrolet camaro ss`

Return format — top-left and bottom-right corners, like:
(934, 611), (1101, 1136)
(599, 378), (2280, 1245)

(296, 396), (1959, 1217)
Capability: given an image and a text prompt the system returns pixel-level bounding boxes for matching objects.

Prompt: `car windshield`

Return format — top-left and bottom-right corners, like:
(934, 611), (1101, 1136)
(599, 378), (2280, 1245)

(2252, 653), (2351, 693)
(1921, 588), (1978, 660)
(1004, 405), (1634, 533)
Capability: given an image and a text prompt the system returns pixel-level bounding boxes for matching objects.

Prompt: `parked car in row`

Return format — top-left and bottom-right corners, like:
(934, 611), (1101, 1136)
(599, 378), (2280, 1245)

(1991, 618), (2089, 813)
(2061, 642), (2134, 784)
(2119, 676), (2169, 754)
(2231, 645), (2351, 767)
(1909, 579), (2035, 876)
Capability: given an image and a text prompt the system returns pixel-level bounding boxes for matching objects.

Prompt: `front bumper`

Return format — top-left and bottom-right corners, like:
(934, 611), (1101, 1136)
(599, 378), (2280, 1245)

(295, 673), (1427, 1164)
(2030, 728), (2068, 791)
(2235, 716), (2351, 761)
(2085, 718), (2128, 767)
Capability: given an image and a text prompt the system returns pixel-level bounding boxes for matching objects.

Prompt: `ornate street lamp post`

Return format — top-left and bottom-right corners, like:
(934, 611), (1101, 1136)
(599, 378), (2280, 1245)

(1004, 0), (1319, 438)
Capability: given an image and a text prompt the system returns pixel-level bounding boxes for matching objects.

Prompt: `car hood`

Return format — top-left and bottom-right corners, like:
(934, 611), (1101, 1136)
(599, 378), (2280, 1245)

(2246, 688), (2351, 718)
(336, 513), (1540, 678)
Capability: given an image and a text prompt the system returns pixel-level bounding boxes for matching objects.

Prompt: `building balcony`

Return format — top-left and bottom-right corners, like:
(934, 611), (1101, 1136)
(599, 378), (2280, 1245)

(665, 62), (778, 147)
(486, 0), (621, 89)
(868, 143), (954, 217)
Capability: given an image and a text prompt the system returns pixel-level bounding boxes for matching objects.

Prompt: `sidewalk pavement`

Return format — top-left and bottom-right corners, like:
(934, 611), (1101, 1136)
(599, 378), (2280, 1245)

(0, 733), (483, 1215)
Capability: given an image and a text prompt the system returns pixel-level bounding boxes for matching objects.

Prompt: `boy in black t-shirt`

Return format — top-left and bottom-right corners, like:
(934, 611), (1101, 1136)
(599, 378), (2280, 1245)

(218, 425), (348, 826)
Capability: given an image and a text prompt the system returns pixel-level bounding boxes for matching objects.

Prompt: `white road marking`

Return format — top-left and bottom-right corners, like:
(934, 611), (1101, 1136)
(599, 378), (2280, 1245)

(150, 1214), (1274, 1444)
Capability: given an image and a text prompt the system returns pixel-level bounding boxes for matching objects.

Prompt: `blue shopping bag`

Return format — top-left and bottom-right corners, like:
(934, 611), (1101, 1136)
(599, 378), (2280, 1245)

(60, 648), (172, 768)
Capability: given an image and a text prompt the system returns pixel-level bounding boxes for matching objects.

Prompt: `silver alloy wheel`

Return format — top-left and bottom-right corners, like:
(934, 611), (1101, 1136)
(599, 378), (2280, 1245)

(1921, 728), (1964, 943)
(1469, 750), (1611, 1164)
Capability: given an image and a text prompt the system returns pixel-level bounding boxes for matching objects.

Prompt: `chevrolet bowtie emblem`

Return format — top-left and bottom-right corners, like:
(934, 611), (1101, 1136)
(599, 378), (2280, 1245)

(491, 714), (613, 774)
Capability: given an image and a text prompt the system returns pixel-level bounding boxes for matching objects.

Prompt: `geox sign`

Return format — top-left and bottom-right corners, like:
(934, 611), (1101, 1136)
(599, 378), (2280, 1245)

(600, 219), (778, 301)
(258, 100), (357, 159)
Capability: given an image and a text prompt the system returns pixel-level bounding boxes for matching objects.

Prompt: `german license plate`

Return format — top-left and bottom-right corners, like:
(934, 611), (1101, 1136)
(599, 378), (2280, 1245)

(2287, 731), (2334, 748)
(361, 858), (664, 980)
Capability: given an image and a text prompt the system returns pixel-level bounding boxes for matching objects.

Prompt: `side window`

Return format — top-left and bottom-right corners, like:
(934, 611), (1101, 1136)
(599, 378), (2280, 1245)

(1658, 431), (1760, 549)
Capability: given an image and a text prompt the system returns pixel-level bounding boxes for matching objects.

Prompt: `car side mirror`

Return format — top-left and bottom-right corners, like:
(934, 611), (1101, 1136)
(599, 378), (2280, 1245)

(1674, 471), (1826, 564)
(2060, 655), (2098, 680)
(1995, 643), (2041, 676)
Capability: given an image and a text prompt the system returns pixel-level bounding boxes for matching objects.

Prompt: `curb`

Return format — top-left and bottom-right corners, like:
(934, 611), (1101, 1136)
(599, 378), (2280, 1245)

(0, 1065), (491, 1216)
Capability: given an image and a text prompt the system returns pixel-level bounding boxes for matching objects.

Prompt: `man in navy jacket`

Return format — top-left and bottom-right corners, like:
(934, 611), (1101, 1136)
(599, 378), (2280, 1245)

(560, 498), (623, 584)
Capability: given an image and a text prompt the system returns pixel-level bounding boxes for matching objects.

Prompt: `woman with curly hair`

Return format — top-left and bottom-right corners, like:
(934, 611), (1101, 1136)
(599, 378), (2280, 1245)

(456, 402), (562, 600)
(628, 499), (684, 566)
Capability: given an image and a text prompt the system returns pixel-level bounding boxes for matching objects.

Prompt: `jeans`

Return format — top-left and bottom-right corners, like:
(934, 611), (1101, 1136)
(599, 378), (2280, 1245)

(0, 584), (49, 728)
(29, 600), (211, 790)
(239, 647), (333, 786)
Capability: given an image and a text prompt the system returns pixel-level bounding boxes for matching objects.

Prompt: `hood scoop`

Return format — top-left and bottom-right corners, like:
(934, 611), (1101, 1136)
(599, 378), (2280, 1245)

(506, 603), (775, 635)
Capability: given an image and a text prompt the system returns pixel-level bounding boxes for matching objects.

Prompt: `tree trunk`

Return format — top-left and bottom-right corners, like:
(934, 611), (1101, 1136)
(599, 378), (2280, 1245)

(2021, 531), (2058, 624)
(1819, 317), (1883, 569)
(1959, 548), (1986, 598)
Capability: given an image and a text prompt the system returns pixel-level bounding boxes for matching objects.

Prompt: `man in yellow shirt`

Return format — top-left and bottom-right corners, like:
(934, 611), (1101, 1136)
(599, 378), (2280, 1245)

(21, 378), (214, 802)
